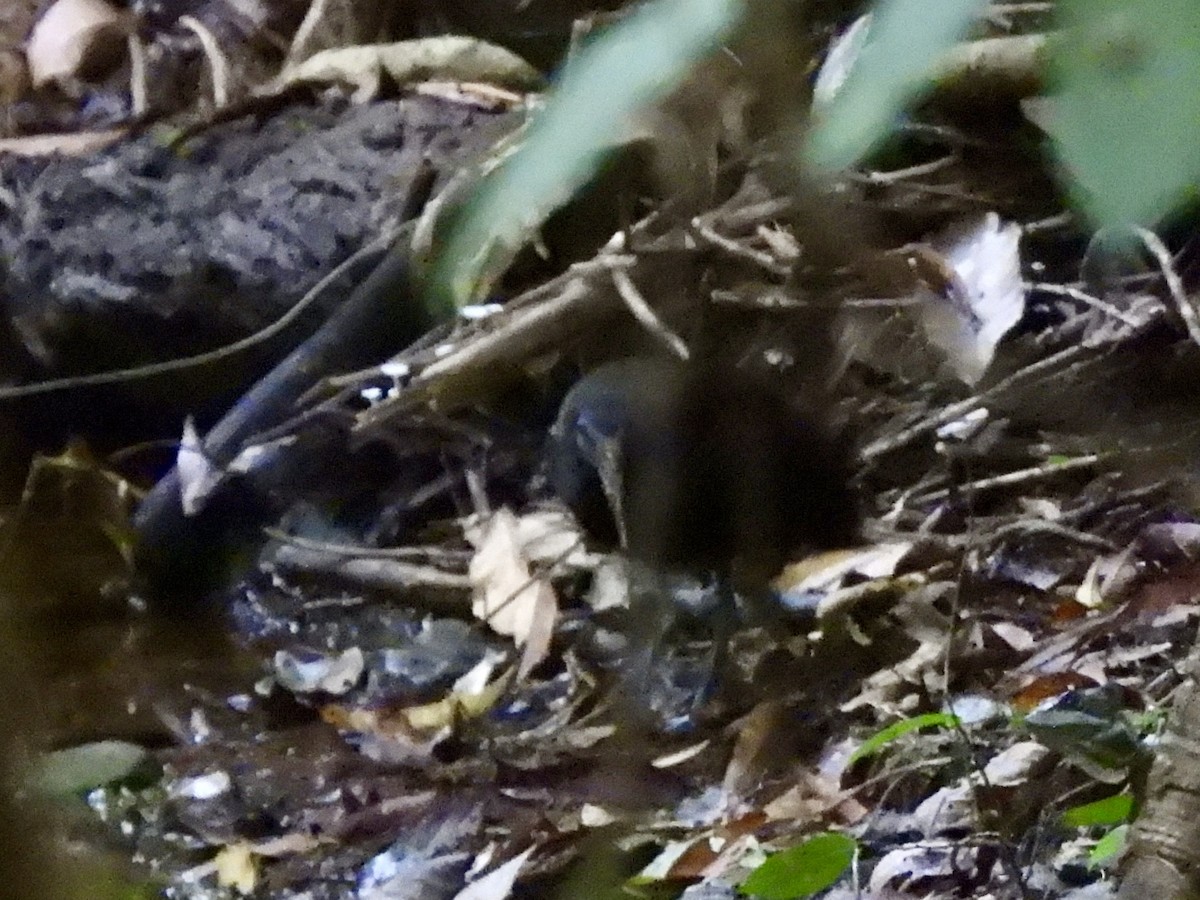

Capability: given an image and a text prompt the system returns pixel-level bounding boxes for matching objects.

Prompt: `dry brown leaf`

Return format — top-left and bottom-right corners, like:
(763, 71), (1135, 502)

(762, 771), (868, 826)
(774, 543), (913, 596)
(722, 700), (788, 807)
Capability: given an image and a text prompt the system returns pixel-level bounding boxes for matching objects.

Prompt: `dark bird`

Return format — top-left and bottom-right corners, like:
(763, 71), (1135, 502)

(550, 355), (859, 729)
(550, 355), (859, 591)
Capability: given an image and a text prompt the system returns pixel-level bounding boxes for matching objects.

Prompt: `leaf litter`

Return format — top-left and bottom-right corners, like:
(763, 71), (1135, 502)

(9, 3), (1200, 899)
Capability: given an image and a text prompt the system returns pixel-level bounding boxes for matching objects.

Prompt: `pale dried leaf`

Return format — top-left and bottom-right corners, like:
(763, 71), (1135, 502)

(870, 841), (962, 894)
(321, 704), (449, 765)
(586, 558), (631, 611)
(213, 842), (258, 895)
(278, 36), (542, 103)
(775, 543), (913, 596)
(989, 620), (1036, 652)
(513, 507), (592, 569)
(580, 804), (618, 827)
(762, 771), (868, 825)
(26, 0), (129, 87)
(652, 740), (710, 769)
(920, 212), (1025, 385)
(244, 832), (324, 857)
(841, 633), (947, 715)
(516, 579), (557, 679)
(273, 647), (364, 695)
(468, 508), (557, 648)
(1076, 545), (1140, 608)
(639, 839), (701, 881)
(452, 845), (535, 900)
(176, 416), (223, 517)
(813, 13), (872, 106)
(983, 740), (1053, 786)
(0, 127), (126, 156)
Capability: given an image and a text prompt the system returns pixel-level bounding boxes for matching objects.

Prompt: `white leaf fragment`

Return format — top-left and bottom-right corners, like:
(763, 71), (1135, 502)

(920, 212), (1025, 385)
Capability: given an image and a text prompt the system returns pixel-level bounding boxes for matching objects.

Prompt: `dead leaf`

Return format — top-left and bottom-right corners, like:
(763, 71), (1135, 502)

(775, 543), (913, 595)
(512, 507), (592, 570)
(920, 212), (1025, 385)
(467, 508), (560, 664)
(723, 700), (788, 808)
(813, 13), (872, 107)
(983, 740), (1054, 787)
(404, 657), (513, 731)
(652, 740), (710, 769)
(213, 842), (258, 895)
(870, 840), (983, 895)
(321, 703), (450, 765)
(177, 416), (224, 517)
(1075, 544), (1140, 608)
(580, 804), (618, 827)
(0, 127), (127, 156)
(989, 620), (1036, 652)
(0, 442), (138, 611)
(762, 772), (868, 826)
(1011, 672), (1100, 712)
(414, 80), (527, 111)
(278, 37), (543, 103)
(516, 579), (556, 679)
(837, 213), (1025, 386)
(840, 587), (953, 715)
(638, 838), (708, 882)
(323, 656), (515, 763)
(26, 0), (131, 87)
(273, 646), (364, 695)
(452, 845), (535, 900)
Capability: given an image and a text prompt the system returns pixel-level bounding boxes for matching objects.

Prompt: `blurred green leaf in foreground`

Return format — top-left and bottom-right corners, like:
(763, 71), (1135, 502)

(803, 0), (989, 173)
(1048, 0), (1200, 227)
(434, 0), (1200, 314)
(740, 832), (858, 899)
(432, 0), (742, 309)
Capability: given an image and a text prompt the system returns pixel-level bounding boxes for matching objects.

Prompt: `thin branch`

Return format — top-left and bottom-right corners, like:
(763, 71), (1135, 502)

(906, 454), (1103, 506)
(609, 265), (690, 360)
(1028, 281), (1143, 326)
(0, 228), (401, 400)
(1135, 225), (1200, 347)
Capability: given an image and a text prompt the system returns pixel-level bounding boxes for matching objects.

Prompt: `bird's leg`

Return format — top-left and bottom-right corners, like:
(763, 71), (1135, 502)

(612, 565), (740, 732)
(610, 560), (678, 725)
(709, 574), (739, 682)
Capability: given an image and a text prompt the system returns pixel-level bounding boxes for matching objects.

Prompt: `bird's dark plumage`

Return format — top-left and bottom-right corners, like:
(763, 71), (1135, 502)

(550, 356), (858, 586)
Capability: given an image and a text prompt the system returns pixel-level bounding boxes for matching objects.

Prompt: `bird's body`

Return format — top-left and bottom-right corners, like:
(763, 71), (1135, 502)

(550, 355), (859, 729)
(551, 356), (858, 588)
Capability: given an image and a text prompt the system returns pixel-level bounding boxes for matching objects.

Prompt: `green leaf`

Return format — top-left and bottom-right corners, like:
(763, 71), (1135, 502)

(431, 0), (743, 309)
(1048, 0), (1200, 226)
(848, 712), (960, 765)
(1088, 824), (1128, 869)
(1062, 793), (1134, 828)
(32, 741), (151, 798)
(803, 0), (990, 173)
(739, 833), (856, 899)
